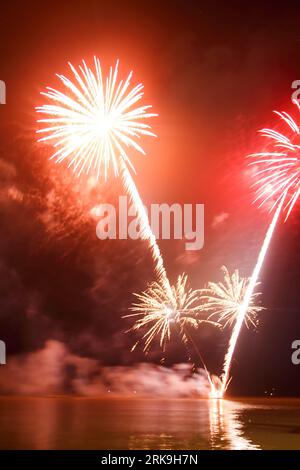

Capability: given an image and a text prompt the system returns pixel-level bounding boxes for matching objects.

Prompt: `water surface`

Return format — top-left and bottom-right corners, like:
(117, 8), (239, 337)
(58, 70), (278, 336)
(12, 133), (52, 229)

(0, 397), (299, 449)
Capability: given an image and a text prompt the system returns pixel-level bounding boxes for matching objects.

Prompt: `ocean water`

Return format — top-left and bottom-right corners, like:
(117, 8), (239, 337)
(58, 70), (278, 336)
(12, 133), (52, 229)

(0, 397), (299, 450)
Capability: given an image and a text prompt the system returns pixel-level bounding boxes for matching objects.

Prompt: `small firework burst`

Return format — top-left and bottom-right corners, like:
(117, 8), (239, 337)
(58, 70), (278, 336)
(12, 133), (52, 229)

(124, 273), (217, 353)
(201, 266), (264, 329)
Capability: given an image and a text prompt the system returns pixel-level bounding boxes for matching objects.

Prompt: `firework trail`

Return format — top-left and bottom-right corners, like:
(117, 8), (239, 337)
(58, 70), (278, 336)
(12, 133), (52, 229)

(219, 204), (282, 396)
(119, 157), (173, 298)
(36, 58), (172, 293)
(220, 101), (300, 396)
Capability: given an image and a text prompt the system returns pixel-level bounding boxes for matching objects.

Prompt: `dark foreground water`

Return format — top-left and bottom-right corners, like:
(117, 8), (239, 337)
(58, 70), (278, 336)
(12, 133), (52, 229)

(0, 397), (300, 450)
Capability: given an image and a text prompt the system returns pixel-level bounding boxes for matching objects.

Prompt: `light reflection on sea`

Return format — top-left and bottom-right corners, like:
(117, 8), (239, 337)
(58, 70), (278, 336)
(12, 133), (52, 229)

(0, 397), (299, 449)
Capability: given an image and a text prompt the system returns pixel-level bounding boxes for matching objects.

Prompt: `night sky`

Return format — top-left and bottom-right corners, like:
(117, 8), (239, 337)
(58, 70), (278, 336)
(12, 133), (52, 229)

(0, 0), (300, 396)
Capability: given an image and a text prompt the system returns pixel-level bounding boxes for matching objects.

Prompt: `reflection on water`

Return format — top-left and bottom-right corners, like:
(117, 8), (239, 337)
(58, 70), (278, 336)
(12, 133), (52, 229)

(0, 397), (299, 449)
(209, 399), (259, 449)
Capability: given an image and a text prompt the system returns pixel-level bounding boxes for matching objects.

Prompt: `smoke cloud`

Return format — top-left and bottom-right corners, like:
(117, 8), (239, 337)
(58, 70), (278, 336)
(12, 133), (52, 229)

(0, 340), (211, 397)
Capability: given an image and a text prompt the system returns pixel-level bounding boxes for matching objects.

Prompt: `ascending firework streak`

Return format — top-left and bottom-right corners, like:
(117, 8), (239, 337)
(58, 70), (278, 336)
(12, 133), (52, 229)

(36, 57), (172, 295)
(201, 266), (264, 398)
(119, 157), (173, 299)
(220, 100), (300, 396)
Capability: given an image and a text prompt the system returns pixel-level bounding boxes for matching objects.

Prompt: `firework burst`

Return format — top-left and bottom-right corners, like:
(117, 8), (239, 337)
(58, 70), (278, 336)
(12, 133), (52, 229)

(124, 273), (218, 354)
(201, 266), (264, 329)
(36, 58), (172, 293)
(249, 100), (300, 219)
(36, 58), (156, 180)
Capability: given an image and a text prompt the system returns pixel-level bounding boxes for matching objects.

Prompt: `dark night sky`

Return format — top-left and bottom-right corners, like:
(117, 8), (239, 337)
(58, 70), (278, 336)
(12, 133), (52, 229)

(0, 0), (300, 396)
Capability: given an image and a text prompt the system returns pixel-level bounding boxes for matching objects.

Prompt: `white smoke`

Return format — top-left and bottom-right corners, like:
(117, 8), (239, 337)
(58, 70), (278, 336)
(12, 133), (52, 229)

(0, 340), (211, 397)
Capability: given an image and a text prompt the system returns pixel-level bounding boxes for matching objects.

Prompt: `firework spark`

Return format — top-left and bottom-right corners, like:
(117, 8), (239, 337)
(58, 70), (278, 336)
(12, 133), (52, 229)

(124, 273), (217, 354)
(36, 58), (172, 293)
(201, 266), (264, 329)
